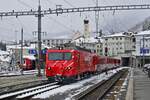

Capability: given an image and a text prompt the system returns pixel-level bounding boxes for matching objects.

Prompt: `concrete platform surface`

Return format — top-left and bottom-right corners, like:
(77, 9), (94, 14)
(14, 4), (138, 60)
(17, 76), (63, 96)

(133, 68), (150, 100)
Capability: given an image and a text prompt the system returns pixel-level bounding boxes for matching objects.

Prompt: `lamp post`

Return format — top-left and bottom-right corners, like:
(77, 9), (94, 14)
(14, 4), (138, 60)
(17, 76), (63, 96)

(139, 35), (145, 68)
(142, 35), (145, 67)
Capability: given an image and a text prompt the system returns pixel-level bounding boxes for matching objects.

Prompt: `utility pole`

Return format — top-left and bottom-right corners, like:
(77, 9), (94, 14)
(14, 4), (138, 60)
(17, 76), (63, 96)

(37, 0), (42, 76)
(139, 39), (143, 68)
(20, 28), (23, 66)
(95, 0), (99, 37)
(142, 35), (145, 67)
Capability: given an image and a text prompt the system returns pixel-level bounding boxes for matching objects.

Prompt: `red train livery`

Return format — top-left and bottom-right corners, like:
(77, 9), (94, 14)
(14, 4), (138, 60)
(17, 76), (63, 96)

(22, 55), (36, 70)
(45, 47), (120, 82)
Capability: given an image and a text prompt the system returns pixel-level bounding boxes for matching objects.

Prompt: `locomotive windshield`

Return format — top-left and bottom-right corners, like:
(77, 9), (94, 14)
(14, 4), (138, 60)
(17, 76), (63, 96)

(48, 52), (72, 60)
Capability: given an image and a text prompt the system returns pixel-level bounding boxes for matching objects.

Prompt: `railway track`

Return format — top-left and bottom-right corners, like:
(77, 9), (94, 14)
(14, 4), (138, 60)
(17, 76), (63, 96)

(102, 69), (129, 100)
(72, 69), (128, 100)
(0, 82), (61, 100)
(0, 80), (49, 95)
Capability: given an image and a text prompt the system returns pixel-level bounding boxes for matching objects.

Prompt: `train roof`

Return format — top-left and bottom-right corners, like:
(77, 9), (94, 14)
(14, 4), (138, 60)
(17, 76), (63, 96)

(23, 55), (36, 60)
(49, 43), (92, 53)
(98, 55), (121, 60)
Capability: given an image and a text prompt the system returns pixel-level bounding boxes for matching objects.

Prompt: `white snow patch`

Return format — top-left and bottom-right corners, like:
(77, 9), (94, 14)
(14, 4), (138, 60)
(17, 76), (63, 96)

(23, 55), (36, 60)
(0, 69), (44, 76)
(33, 67), (124, 99)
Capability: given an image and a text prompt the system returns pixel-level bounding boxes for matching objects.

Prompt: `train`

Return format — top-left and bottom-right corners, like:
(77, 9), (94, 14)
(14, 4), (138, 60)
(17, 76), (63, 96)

(45, 46), (121, 82)
(22, 55), (36, 70)
(21, 51), (46, 70)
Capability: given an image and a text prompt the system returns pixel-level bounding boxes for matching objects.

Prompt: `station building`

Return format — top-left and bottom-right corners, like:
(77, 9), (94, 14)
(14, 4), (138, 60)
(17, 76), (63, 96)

(102, 32), (136, 67)
(135, 30), (150, 67)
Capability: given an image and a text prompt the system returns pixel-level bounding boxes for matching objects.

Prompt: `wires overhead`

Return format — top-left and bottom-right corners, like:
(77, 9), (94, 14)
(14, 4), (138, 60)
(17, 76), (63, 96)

(16, 18), (29, 32)
(91, 0), (96, 5)
(46, 0), (57, 6)
(17, 0), (35, 10)
(44, 0), (75, 33)
(63, 0), (75, 7)
(48, 16), (75, 33)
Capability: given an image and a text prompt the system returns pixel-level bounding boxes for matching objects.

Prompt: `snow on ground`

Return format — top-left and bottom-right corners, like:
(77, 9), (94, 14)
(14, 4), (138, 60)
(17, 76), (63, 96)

(0, 50), (11, 62)
(0, 69), (44, 76)
(33, 67), (128, 100)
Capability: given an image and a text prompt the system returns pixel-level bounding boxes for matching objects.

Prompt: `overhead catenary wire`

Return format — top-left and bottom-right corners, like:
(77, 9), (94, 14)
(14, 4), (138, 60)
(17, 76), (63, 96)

(45, 0), (75, 33)
(16, 18), (32, 36)
(112, 10), (129, 32)
(16, 0), (37, 38)
(101, 12), (115, 34)
(62, 0), (96, 34)
(17, 0), (35, 10)
(46, 0), (57, 6)
(63, 0), (76, 7)
(48, 16), (75, 33)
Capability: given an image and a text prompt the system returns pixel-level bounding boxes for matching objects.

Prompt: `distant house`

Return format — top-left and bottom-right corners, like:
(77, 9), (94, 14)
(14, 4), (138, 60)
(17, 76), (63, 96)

(0, 42), (6, 51)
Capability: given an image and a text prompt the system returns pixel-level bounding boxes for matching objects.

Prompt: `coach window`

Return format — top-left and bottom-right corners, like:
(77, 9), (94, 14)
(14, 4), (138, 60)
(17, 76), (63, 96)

(64, 53), (72, 60)
(48, 53), (63, 60)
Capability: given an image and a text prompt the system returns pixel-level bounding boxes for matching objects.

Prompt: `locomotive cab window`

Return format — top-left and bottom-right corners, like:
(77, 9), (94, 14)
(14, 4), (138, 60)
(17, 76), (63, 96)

(64, 53), (72, 60)
(48, 52), (72, 60)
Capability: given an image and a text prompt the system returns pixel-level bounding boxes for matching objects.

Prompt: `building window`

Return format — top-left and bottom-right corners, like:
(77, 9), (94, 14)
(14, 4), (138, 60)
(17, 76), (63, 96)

(147, 50), (149, 53)
(131, 37), (135, 42)
(120, 37), (122, 40)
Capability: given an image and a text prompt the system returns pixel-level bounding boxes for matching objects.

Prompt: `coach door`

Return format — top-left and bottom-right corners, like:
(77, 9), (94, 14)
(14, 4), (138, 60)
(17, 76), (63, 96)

(76, 53), (80, 73)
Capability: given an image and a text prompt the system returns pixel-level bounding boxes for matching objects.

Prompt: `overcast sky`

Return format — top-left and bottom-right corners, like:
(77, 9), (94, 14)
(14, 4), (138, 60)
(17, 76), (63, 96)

(0, 0), (150, 41)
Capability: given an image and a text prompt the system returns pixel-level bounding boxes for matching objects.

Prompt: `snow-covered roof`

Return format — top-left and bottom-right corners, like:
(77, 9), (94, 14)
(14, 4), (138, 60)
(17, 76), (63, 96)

(7, 44), (35, 49)
(144, 36), (150, 39)
(135, 30), (150, 36)
(102, 32), (130, 38)
(0, 56), (10, 62)
(86, 37), (98, 43)
(23, 55), (36, 60)
(0, 50), (9, 55)
(7, 43), (47, 50)
(0, 50), (10, 62)
(73, 37), (103, 43)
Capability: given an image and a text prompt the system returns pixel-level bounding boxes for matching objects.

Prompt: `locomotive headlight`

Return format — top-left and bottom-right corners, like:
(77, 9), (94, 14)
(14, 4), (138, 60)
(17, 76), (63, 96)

(65, 66), (72, 70)
(48, 67), (51, 70)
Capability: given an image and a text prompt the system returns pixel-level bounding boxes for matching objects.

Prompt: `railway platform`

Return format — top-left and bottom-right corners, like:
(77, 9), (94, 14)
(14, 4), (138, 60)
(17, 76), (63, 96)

(126, 67), (150, 100)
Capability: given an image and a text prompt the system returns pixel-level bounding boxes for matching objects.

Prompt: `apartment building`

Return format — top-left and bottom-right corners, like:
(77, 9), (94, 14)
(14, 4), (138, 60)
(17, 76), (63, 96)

(135, 30), (150, 66)
(42, 38), (72, 47)
(102, 32), (136, 66)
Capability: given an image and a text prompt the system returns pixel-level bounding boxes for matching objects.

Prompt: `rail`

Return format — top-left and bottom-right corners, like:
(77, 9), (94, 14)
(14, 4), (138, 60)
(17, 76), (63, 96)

(0, 82), (59, 100)
(72, 69), (127, 100)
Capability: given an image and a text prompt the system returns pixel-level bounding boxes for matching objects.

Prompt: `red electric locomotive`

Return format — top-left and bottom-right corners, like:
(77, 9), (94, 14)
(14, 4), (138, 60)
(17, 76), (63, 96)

(45, 46), (97, 82)
(45, 46), (121, 82)
(22, 55), (36, 70)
